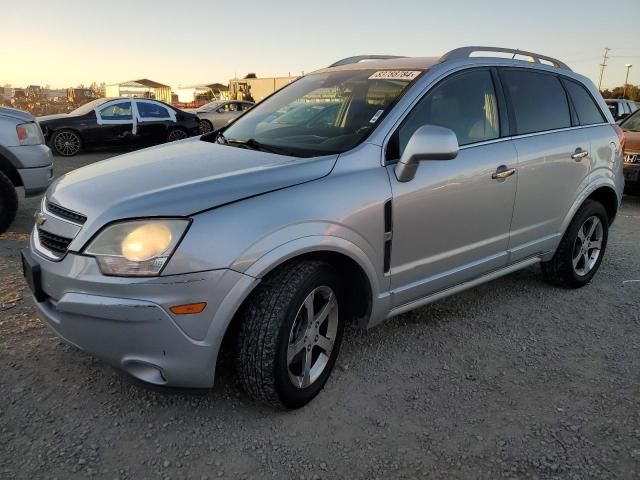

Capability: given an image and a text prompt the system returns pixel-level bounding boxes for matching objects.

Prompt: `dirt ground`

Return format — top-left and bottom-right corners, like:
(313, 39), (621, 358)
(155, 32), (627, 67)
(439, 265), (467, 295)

(1, 151), (639, 480)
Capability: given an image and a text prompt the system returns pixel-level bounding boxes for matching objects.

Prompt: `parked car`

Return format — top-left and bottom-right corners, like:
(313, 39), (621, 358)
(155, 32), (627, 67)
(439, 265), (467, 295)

(0, 107), (53, 233)
(605, 98), (639, 122)
(38, 98), (200, 156)
(195, 100), (254, 133)
(23, 47), (624, 409)
(619, 108), (640, 194)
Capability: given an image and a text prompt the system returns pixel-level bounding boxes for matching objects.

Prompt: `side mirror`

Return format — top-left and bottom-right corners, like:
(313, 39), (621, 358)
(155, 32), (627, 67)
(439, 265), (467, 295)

(394, 125), (459, 182)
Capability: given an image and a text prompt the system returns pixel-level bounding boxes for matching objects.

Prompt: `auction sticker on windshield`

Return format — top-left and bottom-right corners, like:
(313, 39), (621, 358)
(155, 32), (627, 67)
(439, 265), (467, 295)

(368, 71), (422, 80)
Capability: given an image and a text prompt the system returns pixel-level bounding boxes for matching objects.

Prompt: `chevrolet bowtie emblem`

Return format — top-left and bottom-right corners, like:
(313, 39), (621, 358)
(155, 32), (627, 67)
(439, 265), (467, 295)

(34, 211), (47, 226)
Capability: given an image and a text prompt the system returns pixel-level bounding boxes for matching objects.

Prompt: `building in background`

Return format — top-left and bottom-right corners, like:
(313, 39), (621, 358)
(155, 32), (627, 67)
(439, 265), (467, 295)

(175, 83), (229, 103)
(229, 76), (296, 102)
(105, 79), (172, 103)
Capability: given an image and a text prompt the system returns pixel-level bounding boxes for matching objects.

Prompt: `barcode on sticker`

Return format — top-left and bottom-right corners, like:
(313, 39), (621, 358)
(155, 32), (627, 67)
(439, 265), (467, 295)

(369, 110), (384, 124)
(369, 71), (421, 81)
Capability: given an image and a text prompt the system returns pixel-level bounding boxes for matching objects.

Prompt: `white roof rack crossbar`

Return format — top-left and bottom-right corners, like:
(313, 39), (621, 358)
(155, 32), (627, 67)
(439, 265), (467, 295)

(328, 55), (406, 68)
(440, 46), (571, 71)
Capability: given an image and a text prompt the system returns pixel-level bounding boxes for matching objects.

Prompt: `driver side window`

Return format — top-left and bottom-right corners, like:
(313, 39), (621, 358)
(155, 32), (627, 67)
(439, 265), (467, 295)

(391, 70), (499, 159)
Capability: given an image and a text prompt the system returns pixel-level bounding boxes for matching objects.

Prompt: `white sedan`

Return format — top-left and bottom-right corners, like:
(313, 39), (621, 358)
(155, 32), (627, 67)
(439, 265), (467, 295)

(195, 101), (254, 133)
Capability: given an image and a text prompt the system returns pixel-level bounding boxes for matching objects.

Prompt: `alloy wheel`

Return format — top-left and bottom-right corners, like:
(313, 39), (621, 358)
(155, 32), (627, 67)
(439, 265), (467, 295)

(167, 129), (188, 142)
(572, 215), (603, 277)
(287, 286), (339, 389)
(199, 120), (213, 134)
(54, 131), (81, 156)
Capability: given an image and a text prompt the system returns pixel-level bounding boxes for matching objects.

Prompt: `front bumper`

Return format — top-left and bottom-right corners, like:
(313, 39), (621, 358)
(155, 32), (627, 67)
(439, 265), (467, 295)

(23, 244), (257, 388)
(623, 162), (640, 192)
(8, 144), (54, 196)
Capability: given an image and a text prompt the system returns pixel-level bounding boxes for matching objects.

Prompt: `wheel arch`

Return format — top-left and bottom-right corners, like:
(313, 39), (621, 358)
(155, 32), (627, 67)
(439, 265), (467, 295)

(0, 150), (22, 186)
(212, 239), (380, 376)
(561, 180), (621, 235)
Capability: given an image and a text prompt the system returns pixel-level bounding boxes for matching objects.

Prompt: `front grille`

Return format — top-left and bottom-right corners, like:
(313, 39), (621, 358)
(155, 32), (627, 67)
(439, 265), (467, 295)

(37, 227), (72, 257)
(46, 201), (87, 225)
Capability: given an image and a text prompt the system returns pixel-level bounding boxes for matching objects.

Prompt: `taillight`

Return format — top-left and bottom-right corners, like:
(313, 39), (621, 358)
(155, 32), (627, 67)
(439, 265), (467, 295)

(15, 122), (44, 146)
(613, 124), (625, 152)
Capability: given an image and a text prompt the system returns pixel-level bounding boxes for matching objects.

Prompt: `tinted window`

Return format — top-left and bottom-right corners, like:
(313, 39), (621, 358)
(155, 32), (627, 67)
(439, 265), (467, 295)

(563, 80), (605, 125)
(240, 103), (253, 111)
(137, 102), (170, 118)
(396, 70), (499, 154)
(99, 102), (132, 120)
(502, 70), (570, 134)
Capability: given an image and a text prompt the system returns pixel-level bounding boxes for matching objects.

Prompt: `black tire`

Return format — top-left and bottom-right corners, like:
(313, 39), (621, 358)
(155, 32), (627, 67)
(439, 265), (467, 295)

(234, 260), (345, 409)
(541, 199), (609, 288)
(166, 128), (188, 142)
(0, 170), (18, 234)
(199, 119), (213, 134)
(50, 129), (82, 156)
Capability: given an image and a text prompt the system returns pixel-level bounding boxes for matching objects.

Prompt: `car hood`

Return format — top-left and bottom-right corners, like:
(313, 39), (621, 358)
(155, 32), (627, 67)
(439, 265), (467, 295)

(623, 129), (640, 153)
(0, 107), (34, 123)
(47, 139), (337, 241)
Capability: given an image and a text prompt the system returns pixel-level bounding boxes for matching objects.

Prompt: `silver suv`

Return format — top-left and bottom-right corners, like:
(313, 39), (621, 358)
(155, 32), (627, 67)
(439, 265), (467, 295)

(22, 47), (624, 408)
(0, 107), (53, 232)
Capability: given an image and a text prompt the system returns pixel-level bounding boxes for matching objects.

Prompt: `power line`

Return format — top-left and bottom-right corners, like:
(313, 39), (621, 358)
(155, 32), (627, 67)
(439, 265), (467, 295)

(598, 47), (611, 90)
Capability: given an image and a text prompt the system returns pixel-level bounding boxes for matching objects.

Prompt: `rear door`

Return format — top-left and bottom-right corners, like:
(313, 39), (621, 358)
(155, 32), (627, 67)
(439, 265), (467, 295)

(501, 69), (591, 262)
(135, 100), (176, 145)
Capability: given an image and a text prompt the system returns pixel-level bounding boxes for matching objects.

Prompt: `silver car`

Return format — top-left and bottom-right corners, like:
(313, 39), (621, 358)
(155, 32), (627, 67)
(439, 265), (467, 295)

(0, 107), (53, 233)
(196, 100), (254, 133)
(22, 47), (624, 409)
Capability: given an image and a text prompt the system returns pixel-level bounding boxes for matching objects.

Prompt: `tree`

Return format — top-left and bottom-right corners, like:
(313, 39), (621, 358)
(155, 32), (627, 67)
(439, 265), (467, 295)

(244, 73), (257, 79)
(601, 85), (640, 101)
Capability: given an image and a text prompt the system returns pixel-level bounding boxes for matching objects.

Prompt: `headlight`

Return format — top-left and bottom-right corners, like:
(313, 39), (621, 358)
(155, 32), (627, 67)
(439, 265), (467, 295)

(16, 122), (44, 146)
(84, 219), (190, 276)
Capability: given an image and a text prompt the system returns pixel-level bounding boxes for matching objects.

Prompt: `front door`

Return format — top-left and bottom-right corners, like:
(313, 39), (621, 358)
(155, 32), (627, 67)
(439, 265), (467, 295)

(94, 100), (137, 147)
(387, 69), (518, 307)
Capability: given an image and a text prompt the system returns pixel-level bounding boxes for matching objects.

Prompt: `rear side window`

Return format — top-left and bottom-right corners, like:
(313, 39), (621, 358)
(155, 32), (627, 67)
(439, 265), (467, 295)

(137, 102), (170, 119)
(396, 69), (500, 154)
(501, 70), (570, 135)
(563, 80), (605, 125)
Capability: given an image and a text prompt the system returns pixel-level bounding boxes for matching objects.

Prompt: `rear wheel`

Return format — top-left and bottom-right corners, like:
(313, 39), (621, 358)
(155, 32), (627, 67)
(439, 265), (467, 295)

(167, 128), (188, 142)
(234, 260), (345, 409)
(541, 199), (608, 288)
(0, 171), (18, 234)
(51, 129), (82, 156)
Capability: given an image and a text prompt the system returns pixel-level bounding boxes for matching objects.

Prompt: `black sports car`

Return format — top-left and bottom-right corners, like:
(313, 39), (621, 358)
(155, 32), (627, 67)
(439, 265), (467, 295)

(38, 98), (200, 156)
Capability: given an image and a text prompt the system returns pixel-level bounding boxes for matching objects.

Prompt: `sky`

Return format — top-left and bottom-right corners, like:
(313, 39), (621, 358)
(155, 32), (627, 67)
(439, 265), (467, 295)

(1, 0), (639, 90)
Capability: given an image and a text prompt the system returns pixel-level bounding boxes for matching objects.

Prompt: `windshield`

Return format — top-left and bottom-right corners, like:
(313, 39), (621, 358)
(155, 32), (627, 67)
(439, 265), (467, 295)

(621, 109), (640, 131)
(71, 98), (109, 115)
(217, 69), (422, 157)
(198, 101), (223, 112)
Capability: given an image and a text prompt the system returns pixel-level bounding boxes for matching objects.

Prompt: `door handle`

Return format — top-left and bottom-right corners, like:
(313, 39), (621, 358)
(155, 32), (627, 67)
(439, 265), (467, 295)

(492, 166), (516, 180)
(571, 148), (589, 161)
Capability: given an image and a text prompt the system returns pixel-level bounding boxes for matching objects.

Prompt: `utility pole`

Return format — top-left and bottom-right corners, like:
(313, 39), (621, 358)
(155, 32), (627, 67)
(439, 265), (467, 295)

(623, 64), (633, 99)
(598, 47), (611, 91)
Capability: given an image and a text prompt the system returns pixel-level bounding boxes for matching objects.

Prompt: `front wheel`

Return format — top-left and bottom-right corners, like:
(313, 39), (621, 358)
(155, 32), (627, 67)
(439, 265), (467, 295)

(234, 260), (345, 409)
(541, 199), (609, 288)
(199, 119), (213, 134)
(51, 129), (82, 156)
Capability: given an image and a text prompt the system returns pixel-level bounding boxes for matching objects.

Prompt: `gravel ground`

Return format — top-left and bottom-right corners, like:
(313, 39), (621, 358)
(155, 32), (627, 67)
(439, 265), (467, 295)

(1, 151), (640, 480)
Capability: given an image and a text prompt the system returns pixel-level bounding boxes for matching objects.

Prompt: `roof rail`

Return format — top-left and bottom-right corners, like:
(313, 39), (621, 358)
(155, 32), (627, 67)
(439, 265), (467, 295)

(439, 46), (571, 71)
(328, 55), (406, 68)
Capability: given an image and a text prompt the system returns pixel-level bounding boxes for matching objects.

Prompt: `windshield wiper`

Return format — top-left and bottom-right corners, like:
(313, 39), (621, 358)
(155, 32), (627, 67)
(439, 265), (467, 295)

(225, 137), (289, 155)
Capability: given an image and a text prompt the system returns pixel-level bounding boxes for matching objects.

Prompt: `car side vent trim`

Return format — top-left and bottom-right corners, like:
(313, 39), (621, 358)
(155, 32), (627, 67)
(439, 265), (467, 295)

(383, 199), (393, 274)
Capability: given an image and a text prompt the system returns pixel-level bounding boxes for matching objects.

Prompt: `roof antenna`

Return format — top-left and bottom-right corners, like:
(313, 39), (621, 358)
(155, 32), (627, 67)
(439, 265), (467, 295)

(512, 49), (519, 59)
